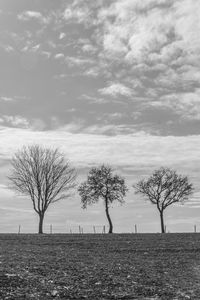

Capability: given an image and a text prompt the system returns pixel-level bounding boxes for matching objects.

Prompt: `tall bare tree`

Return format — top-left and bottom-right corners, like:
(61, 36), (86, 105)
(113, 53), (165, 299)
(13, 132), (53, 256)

(133, 167), (193, 233)
(78, 165), (128, 233)
(8, 145), (76, 234)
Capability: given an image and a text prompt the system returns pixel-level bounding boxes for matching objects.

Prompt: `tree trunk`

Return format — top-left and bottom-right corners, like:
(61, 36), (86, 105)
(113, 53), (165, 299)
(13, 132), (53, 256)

(38, 213), (44, 234)
(105, 202), (113, 234)
(160, 210), (165, 233)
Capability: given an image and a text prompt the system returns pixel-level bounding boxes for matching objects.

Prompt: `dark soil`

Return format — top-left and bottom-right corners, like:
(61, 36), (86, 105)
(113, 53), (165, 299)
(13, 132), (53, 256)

(0, 233), (200, 299)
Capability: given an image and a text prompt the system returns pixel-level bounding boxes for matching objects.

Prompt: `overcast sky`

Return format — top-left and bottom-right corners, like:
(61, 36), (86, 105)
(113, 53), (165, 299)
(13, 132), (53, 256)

(0, 0), (200, 233)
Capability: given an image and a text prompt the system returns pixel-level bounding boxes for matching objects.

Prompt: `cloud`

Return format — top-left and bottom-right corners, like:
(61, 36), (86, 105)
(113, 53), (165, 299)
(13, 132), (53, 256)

(1, 206), (34, 214)
(63, 5), (91, 24)
(173, 0), (200, 53)
(80, 94), (112, 104)
(97, 0), (173, 62)
(0, 116), (47, 130)
(99, 83), (133, 97)
(41, 51), (51, 59)
(1, 116), (29, 128)
(0, 126), (200, 172)
(2, 45), (14, 53)
(81, 124), (141, 135)
(0, 96), (30, 103)
(65, 56), (94, 67)
(18, 11), (48, 24)
(97, 2), (199, 74)
(97, 0), (200, 63)
(59, 32), (66, 40)
(1, 0), (200, 233)
(83, 67), (100, 77)
(54, 53), (65, 59)
(82, 44), (97, 54)
(151, 89), (200, 120)
(0, 97), (14, 102)
(0, 124), (199, 231)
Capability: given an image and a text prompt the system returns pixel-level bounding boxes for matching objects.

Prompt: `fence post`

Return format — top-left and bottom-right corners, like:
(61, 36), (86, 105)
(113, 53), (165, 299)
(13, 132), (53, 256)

(93, 226), (96, 234)
(79, 225), (81, 234)
(194, 225), (197, 233)
(165, 225), (166, 233)
(81, 227), (84, 234)
(70, 228), (72, 234)
(50, 224), (52, 234)
(135, 224), (137, 234)
(18, 225), (21, 234)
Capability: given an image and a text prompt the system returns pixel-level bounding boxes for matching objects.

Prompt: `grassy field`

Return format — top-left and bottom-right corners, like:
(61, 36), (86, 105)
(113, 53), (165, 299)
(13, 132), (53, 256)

(0, 233), (200, 299)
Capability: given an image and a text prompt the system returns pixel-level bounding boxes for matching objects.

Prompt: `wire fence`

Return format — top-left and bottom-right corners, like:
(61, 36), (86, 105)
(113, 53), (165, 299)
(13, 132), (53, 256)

(13, 224), (199, 234)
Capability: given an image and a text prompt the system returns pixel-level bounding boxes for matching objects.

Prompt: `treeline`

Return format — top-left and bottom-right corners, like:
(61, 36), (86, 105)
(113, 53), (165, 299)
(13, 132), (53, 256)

(8, 145), (193, 234)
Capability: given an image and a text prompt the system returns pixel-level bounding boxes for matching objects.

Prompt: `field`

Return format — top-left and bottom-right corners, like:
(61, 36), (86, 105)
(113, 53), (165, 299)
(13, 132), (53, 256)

(0, 233), (200, 299)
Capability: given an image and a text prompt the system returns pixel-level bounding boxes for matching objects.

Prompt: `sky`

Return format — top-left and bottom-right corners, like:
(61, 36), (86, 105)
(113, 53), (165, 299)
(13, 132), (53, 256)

(0, 0), (200, 233)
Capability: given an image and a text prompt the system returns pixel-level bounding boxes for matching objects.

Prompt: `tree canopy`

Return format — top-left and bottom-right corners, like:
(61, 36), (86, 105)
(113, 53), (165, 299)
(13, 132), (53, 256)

(134, 167), (193, 233)
(78, 165), (128, 233)
(8, 145), (77, 233)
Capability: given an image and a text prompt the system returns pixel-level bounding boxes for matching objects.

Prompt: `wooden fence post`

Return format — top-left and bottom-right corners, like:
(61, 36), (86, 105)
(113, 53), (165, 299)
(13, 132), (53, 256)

(135, 224), (137, 234)
(93, 226), (96, 234)
(18, 225), (21, 234)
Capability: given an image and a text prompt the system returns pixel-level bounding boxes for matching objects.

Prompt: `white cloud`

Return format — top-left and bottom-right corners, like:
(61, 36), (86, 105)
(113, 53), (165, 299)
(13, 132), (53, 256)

(65, 56), (93, 67)
(0, 124), (199, 232)
(59, 32), (66, 40)
(0, 97), (14, 102)
(63, 5), (91, 24)
(173, 0), (200, 53)
(18, 11), (48, 24)
(97, 0), (200, 61)
(82, 44), (97, 53)
(95, 0), (200, 97)
(54, 53), (65, 59)
(3, 45), (14, 53)
(152, 89), (200, 120)
(99, 83), (133, 97)
(41, 51), (51, 59)
(0, 116), (47, 130)
(1, 206), (34, 214)
(97, 0), (173, 63)
(83, 67), (99, 77)
(2, 116), (29, 128)
(31, 44), (40, 52)
(0, 126), (200, 172)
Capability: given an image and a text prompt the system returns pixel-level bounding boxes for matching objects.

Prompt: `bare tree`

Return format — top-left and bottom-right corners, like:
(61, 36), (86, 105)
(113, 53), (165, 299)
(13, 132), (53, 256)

(133, 167), (193, 233)
(78, 165), (128, 233)
(8, 145), (76, 234)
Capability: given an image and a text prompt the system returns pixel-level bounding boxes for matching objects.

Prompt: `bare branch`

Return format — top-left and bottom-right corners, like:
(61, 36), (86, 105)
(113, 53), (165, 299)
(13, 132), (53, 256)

(133, 167), (193, 232)
(78, 165), (128, 233)
(8, 145), (77, 233)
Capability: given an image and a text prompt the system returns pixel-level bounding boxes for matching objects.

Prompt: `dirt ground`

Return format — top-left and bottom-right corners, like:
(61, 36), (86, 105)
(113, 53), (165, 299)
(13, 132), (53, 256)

(0, 233), (200, 299)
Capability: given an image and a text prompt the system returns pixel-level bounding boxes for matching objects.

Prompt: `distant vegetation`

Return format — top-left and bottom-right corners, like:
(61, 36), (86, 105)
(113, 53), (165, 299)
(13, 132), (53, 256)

(7, 144), (194, 234)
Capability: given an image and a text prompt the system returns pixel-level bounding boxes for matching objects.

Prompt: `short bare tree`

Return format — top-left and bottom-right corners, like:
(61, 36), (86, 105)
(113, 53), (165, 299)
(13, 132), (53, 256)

(8, 145), (76, 234)
(133, 167), (193, 233)
(78, 165), (128, 233)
